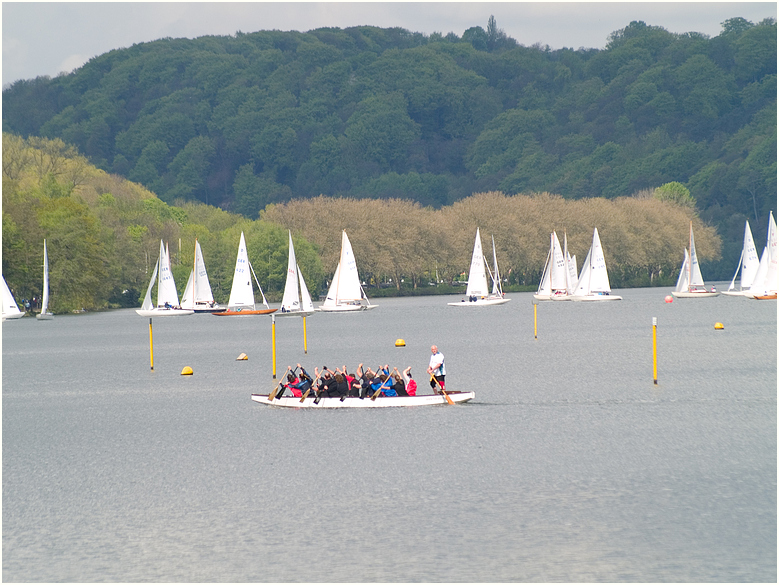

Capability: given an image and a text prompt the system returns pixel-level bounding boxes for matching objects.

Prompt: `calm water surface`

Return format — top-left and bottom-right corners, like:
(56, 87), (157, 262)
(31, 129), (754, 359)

(3, 287), (776, 582)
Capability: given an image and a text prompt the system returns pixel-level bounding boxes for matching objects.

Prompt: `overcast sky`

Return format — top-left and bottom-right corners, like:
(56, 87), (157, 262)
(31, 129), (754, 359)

(2, 2), (776, 87)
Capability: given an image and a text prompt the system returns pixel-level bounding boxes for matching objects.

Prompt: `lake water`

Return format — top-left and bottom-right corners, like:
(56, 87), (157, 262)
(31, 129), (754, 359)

(3, 287), (776, 582)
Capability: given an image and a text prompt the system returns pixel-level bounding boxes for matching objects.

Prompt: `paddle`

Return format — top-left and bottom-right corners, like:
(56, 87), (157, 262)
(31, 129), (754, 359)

(430, 374), (454, 405)
(371, 369), (394, 401)
(301, 369), (322, 403)
(270, 366), (296, 400)
(313, 366), (334, 404)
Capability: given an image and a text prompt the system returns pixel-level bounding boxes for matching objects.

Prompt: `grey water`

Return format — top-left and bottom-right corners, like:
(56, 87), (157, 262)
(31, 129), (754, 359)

(3, 287), (776, 582)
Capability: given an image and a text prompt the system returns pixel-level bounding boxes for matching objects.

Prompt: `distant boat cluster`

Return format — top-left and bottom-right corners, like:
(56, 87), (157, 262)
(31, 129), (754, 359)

(533, 228), (621, 302)
(721, 212), (777, 300)
(2, 212), (777, 321)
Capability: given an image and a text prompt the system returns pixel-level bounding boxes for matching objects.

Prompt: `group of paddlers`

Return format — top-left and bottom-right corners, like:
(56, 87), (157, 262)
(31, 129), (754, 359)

(269, 345), (447, 402)
(271, 363), (423, 401)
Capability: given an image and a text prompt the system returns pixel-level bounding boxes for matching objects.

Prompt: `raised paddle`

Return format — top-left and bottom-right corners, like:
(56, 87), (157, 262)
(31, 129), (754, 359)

(301, 369), (323, 403)
(430, 374), (454, 405)
(370, 371), (394, 401)
(268, 367), (289, 401)
(270, 366), (296, 400)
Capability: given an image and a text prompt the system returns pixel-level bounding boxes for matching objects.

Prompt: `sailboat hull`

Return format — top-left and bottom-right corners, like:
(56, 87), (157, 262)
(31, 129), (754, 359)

(136, 308), (194, 316)
(212, 308), (277, 316)
(447, 297), (509, 306)
(275, 309), (316, 317)
(3, 312), (25, 320)
(721, 290), (752, 297)
(570, 294), (622, 301)
(36, 312), (54, 320)
(318, 303), (376, 312)
(671, 291), (719, 298)
(252, 391), (475, 408)
(752, 293), (777, 300)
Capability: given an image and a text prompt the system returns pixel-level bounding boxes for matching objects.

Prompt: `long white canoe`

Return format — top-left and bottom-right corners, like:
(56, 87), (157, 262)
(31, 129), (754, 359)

(251, 391), (475, 408)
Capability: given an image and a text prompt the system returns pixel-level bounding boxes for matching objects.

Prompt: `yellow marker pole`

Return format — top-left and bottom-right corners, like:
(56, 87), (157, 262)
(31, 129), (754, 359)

(272, 313), (277, 379)
(149, 318), (154, 371)
(303, 316), (308, 354)
(652, 317), (658, 385)
(534, 302), (538, 340)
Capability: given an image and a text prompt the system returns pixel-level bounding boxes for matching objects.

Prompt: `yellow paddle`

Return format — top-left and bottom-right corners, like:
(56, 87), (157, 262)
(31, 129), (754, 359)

(430, 374), (454, 405)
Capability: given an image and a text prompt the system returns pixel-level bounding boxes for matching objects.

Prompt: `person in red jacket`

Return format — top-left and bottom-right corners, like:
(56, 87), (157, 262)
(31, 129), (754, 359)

(402, 366), (417, 396)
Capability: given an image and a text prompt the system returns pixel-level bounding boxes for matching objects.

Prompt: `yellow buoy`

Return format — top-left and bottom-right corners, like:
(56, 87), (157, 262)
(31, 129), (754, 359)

(714, 322), (724, 330)
(181, 366), (193, 375)
(395, 339), (406, 347)
(236, 353), (248, 360)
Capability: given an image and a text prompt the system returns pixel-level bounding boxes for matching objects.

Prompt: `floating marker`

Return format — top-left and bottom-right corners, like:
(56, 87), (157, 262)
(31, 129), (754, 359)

(181, 366), (193, 376)
(664, 295), (673, 303)
(236, 353), (248, 360)
(714, 322), (724, 330)
(395, 339), (406, 347)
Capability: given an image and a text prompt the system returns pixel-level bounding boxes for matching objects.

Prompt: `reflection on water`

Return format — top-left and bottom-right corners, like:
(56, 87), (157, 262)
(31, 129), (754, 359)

(3, 288), (776, 581)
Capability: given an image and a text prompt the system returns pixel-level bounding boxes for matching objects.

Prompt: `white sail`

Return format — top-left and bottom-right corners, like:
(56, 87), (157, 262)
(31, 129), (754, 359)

(573, 247), (592, 296)
(281, 231), (301, 312)
(536, 245), (552, 298)
(279, 231), (316, 316)
(157, 240), (180, 307)
(182, 240), (216, 310)
(490, 235), (502, 296)
(193, 240), (214, 304)
(227, 232), (255, 309)
(750, 211), (778, 296)
(675, 249), (690, 293)
(37, 239), (54, 319)
(465, 228), (489, 298)
(2, 275), (24, 320)
(321, 230), (373, 310)
(568, 253), (578, 289)
(140, 260), (159, 311)
(298, 264), (315, 313)
(688, 226), (706, 288)
(738, 220), (760, 289)
(550, 231), (567, 292)
(571, 228), (620, 300)
(181, 271), (194, 308)
(563, 233), (578, 293)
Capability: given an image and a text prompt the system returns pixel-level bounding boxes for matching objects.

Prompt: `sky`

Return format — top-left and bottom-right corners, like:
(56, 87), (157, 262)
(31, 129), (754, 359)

(2, 2), (776, 87)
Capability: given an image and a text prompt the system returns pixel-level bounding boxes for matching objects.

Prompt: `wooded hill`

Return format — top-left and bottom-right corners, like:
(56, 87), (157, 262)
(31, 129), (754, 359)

(1, 17), (775, 277)
(2, 134), (718, 313)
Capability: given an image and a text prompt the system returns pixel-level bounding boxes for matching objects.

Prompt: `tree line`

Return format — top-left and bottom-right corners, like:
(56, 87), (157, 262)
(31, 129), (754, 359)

(1, 17), (773, 278)
(2, 134), (719, 313)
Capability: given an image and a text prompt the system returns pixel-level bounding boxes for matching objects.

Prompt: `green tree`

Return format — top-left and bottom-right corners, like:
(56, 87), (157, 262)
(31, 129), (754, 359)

(654, 181), (695, 208)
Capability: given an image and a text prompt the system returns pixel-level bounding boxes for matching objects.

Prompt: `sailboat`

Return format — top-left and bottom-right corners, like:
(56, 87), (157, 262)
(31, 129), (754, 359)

(570, 228), (622, 301)
(319, 230), (376, 311)
(747, 211), (777, 300)
(449, 228), (509, 306)
(722, 220), (760, 297)
(671, 222), (719, 298)
(181, 239), (222, 312)
(534, 232), (569, 300)
(36, 239), (54, 320)
(277, 231), (315, 317)
(2, 275), (25, 320)
(212, 232), (276, 316)
(136, 240), (194, 316)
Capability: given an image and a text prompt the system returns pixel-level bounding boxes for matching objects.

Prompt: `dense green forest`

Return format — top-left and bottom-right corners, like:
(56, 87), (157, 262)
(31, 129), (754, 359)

(2, 135), (719, 313)
(2, 17), (775, 280)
